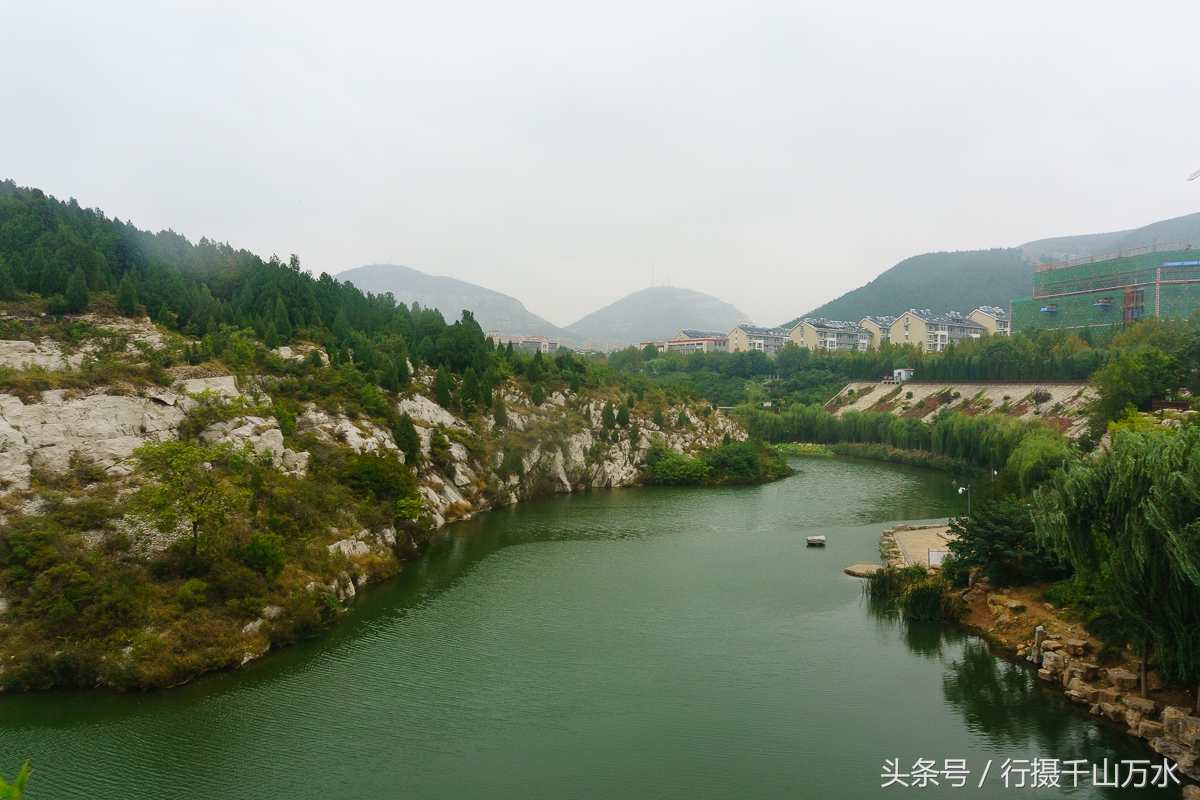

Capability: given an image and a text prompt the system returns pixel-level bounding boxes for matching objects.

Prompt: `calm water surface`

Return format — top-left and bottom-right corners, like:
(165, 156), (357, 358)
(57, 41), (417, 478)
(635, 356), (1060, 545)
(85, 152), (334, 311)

(0, 458), (1177, 798)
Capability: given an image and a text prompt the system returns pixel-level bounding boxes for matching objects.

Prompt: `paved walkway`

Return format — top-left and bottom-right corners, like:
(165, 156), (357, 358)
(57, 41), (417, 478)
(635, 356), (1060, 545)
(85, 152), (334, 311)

(893, 526), (956, 567)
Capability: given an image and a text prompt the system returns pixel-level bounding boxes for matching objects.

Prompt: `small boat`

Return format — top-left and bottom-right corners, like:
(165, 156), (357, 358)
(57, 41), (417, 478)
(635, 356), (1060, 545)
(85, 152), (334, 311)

(806, 536), (826, 547)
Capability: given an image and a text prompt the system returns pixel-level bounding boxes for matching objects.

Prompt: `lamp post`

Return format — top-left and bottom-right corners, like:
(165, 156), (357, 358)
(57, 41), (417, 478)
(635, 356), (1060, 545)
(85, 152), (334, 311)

(958, 484), (971, 519)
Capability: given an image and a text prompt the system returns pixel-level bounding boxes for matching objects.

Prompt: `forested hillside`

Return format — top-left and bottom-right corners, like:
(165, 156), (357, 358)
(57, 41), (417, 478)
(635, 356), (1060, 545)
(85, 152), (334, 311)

(0, 180), (495, 382)
(796, 248), (1032, 324)
(337, 263), (569, 338)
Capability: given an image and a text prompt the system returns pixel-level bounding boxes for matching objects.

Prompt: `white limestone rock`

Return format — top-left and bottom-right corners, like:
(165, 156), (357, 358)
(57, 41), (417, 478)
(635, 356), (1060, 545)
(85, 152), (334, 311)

(397, 393), (463, 429)
(295, 405), (399, 456)
(200, 416), (309, 477)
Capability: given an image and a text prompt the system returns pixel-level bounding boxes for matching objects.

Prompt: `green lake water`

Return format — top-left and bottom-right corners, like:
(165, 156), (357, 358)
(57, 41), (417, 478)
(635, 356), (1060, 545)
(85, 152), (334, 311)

(0, 457), (1181, 798)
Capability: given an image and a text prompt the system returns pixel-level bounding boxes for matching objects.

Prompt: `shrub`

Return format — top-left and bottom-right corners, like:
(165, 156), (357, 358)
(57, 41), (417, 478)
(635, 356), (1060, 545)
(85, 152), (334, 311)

(176, 579), (209, 610)
(497, 449), (525, 479)
(947, 499), (1066, 585)
(239, 532), (286, 579)
(392, 414), (421, 464)
(645, 446), (711, 485)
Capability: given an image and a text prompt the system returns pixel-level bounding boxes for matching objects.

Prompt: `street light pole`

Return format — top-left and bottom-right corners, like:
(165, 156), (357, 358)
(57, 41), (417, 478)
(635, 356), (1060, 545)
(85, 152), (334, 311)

(958, 484), (971, 519)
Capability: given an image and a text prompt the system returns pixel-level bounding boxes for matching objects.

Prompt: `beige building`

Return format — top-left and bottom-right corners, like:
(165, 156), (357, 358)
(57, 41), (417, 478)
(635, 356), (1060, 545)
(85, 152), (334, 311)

(788, 318), (872, 351)
(889, 310), (986, 353)
(727, 325), (791, 357)
(858, 315), (897, 346)
(968, 306), (1011, 336)
(666, 329), (728, 355)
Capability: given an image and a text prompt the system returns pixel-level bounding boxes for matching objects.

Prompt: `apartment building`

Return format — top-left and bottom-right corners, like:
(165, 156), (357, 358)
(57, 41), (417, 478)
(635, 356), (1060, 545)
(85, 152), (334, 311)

(788, 318), (872, 351)
(666, 329), (729, 355)
(968, 306), (1011, 337)
(888, 310), (986, 353)
(727, 325), (791, 356)
(859, 315), (897, 346)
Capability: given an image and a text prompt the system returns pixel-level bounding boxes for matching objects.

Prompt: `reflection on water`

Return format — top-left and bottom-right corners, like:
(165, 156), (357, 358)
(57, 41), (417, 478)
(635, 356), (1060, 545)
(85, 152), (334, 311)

(0, 457), (1183, 800)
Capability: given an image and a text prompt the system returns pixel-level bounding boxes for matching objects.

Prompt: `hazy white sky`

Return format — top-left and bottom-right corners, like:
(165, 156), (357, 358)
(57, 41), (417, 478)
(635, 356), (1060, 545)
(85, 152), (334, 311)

(3, 2), (1199, 327)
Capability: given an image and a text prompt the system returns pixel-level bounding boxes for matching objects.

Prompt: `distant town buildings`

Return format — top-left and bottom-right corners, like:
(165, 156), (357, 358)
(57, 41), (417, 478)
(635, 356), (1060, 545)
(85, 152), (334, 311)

(491, 304), (1007, 361)
(640, 329), (730, 355)
(968, 306), (1010, 336)
(859, 315), (897, 346)
(889, 310), (986, 352)
(788, 318), (872, 352)
(727, 325), (791, 357)
(487, 330), (576, 353)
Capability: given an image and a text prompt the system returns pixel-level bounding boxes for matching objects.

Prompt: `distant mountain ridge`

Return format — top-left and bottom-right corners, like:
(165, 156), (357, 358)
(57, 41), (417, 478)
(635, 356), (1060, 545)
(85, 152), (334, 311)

(797, 210), (1200, 325)
(565, 286), (753, 345)
(1019, 210), (1200, 262)
(336, 264), (570, 338)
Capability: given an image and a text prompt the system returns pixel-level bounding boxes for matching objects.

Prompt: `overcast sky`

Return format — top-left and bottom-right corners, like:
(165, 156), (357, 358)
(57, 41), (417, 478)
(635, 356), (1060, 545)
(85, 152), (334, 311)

(3, 2), (1199, 327)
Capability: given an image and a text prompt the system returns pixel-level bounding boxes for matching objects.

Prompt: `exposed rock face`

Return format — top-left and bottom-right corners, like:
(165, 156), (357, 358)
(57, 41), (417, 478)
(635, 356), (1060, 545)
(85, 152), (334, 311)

(397, 393), (464, 429)
(296, 405), (399, 457)
(0, 340), (84, 370)
(0, 390), (186, 490)
(200, 416), (309, 476)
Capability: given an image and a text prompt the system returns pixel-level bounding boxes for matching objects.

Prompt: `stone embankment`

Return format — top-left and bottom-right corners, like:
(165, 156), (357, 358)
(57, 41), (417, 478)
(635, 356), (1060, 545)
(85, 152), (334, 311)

(1023, 617), (1200, 780)
(865, 522), (1200, 781)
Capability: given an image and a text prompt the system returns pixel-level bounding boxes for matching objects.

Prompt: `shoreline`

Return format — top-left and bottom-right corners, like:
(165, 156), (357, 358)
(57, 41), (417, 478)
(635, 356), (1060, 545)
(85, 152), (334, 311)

(872, 523), (1200, 783)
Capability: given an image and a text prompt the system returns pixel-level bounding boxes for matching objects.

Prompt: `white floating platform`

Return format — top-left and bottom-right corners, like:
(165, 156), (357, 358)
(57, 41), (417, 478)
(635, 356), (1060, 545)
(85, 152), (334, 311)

(806, 536), (826, 547)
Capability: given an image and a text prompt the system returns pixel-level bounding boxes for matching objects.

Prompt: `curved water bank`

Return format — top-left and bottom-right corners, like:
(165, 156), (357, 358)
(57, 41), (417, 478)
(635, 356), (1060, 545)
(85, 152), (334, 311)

(0, 458), (1180, 799)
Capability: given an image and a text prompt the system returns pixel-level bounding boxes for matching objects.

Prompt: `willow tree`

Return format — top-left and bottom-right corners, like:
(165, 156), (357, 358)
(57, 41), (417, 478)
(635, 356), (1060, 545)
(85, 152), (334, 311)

(1036, 426), (1200, 701)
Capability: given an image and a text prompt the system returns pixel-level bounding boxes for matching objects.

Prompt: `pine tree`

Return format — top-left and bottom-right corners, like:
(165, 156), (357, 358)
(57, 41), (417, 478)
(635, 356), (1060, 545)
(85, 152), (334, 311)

(461, 367), (481, 411)
(39, 254), (67, 297)
(627, 394), (635, 408)
(602, 403), (616, 430)
(0, 256), (15, 302)
(505, 341), (515, 359)
(380, 359), (400, 392)
(65, 267), (89, 312)
(392, 413), (421, 464)
(531, 384), (545, 406)
(493, 395), (508, 428)
(481, 365), (497, 407)
(526, 358), (540, 384)
(264, 320), (280, 349)
(677, 410), (689, 427)
(435, 365), (453, 407)
(27, 248), (50, 294)
(338, 343), (351, 365)
(396, 352), (411, 385)
(333, 307), (350, 343)
(570, 374), (581, 393)
(616, 405), (630, 427)
(274, 297), (293, 342)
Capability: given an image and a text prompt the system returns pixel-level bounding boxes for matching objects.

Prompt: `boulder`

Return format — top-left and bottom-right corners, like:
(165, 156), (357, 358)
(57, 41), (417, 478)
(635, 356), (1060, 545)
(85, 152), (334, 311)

(1138, 720), (1165, 740)
(1063, 638), (1088, 656)
(1099, 702), (1125, 724)
(844, 564), (882, 578)
(1108, 667), (1140, 691)
(1125, 696), (1158, 718)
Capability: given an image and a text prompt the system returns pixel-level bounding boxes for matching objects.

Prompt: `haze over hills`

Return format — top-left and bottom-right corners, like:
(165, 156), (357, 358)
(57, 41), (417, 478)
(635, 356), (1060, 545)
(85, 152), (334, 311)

(1019, 210), (1200, 262)
(564, 286), (753, 345)
(340, 264), (753, 346)
(337, 264), (570, 338)
(798, 210), (1200, 325)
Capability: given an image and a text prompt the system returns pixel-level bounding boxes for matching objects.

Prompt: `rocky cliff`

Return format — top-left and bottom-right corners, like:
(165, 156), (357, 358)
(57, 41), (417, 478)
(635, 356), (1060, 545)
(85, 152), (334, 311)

(0, 311), (750, 690)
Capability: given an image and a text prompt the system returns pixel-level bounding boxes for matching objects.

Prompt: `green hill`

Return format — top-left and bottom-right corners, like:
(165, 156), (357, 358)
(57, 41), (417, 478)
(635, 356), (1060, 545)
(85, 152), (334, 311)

(796, 210), (1200, 326)
(566, 286), (753, 345)
(793, 248), (1031, 326)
